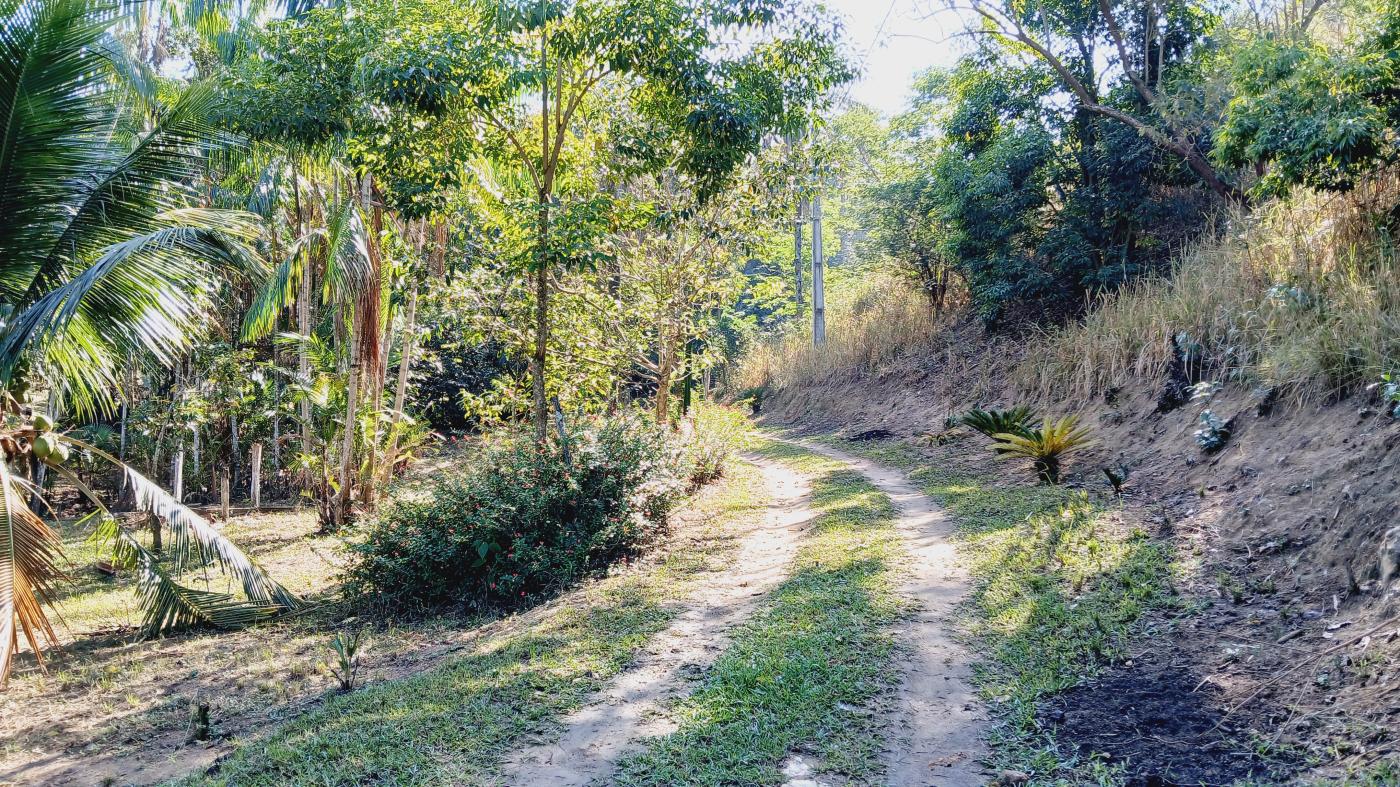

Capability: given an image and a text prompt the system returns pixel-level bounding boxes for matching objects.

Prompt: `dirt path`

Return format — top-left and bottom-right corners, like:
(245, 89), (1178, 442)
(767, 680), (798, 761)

(500, 455), (816, 786)
(789, 438), (988, 787)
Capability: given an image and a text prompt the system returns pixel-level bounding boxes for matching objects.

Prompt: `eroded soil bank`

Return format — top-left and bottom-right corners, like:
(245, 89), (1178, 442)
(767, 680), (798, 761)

(760, 337), (1400, 784)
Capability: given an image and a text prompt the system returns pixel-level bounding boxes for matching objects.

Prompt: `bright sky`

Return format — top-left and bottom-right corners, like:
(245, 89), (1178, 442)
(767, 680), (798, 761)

(824, 0), (975, 117)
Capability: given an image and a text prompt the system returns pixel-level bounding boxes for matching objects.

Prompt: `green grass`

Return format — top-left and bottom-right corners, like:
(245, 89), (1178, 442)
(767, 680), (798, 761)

(613, 439), (905, 786)
(826, 437), (1175, 784)
(179, 463), (770, 786)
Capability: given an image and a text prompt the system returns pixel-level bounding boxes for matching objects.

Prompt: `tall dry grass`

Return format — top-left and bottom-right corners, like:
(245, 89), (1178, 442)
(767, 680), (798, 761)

(732, 268), (951, 394)
(1018, 183), (1400, 405)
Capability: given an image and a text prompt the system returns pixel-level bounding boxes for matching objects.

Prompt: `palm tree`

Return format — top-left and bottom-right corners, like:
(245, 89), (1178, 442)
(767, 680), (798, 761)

(0, 0), (300, 685)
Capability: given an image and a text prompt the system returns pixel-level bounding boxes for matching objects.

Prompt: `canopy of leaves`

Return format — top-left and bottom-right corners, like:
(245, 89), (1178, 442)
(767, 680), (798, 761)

(1215, 4), (1400, 197)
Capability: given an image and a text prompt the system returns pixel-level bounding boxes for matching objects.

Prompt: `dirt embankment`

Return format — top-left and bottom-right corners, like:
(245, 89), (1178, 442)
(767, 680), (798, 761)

(759, 325), (1400, 783)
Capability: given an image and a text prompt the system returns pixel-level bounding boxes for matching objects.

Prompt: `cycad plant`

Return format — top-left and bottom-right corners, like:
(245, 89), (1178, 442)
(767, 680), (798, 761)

(991, 415), (1095, 484)
(960, 406), (1040, 439)
(0, 0), (299, 685)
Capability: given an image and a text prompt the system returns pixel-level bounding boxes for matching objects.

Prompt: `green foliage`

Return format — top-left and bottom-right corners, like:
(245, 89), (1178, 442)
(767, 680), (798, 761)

(991, 415), (1095, 484)
(1216, 5), (1400, 198)
(322, 630), (365, 692)
(871, 50), (1210, 324)
(345, 412), (687, 609)
(681, 403), (752, 487)
(412, 336), (522, 432)
(960, 406), (1040, 439)
(1379, 372), (1400, 418)
(0, 0), (262, 415)
(1194, 409), (1231, 452)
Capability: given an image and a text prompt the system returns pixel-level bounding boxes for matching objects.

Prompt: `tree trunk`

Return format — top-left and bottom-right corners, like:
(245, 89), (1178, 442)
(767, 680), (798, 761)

(337, 310), (361, 527)
(532, 212), (550, 442)
(250, 443), (262, 510)
(359, 176), (385, 509)
(654, 333), (675, 424)
(295, 167), (313, 486)
(381, 284), (418, 486)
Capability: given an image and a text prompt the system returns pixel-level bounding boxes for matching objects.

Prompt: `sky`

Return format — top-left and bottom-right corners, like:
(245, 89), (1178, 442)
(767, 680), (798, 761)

(823, 0), (975, 117)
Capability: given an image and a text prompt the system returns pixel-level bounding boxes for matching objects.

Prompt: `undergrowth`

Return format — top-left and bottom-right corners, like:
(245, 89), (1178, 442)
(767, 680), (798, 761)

(613, 439), (905, 786)
(181, 462), (769, 786)
(1020, 187), (1400, 405)
(829, 437), (1175, 784)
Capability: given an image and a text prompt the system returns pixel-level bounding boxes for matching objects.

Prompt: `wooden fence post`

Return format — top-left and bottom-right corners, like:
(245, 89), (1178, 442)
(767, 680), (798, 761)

(220, 470), (230, 522)
(250, 443), (263, 510)
(172, 449), (184, 502)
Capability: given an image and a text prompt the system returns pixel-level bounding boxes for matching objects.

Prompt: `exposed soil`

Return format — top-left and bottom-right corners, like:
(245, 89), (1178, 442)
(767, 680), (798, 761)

(787, 438), (988, 787)
(1044, 652), (1292, 786)
(759, 322), (1400, 780)
(501, 454), (814, 786)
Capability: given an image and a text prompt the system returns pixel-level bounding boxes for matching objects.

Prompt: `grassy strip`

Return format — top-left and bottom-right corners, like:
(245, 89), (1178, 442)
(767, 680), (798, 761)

(827, 437), (1175, 784)
(613, 439), (905, 786)
(179, 463), (769, 786)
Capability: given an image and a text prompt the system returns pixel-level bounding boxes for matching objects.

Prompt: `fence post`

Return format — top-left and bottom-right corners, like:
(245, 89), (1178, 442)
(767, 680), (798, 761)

(250, 443), (263, 510)
(220, 470), (230, 522)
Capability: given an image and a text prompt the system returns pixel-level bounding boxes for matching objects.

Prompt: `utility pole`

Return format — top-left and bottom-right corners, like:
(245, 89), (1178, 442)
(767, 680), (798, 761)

(793, 197), (805, 317)
(811, 192), (826, 346)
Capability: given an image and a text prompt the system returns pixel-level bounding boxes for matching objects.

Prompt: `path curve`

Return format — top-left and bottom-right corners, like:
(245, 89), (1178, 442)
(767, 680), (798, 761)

(500, 454), (816, 786)
(785, 438), (988, 787)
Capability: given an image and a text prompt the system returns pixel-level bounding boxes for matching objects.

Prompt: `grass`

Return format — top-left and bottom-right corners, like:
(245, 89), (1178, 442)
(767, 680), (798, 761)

(612, 439), (905, 786)
(161, 462), (769, 786)
(826, 436), (1176, 784)
(732, 266), (949, 396)
(1018, 186), (1400, 406)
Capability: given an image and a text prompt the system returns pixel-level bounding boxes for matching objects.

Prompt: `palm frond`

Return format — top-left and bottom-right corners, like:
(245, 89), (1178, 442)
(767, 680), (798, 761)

(94, 514), (281, 633)
(26, 81), (246, 299)
(0, 215), (261, 415)
(320, 195), (373, 304)
(0, 0), (118, 300)
(991, 415), (1095, 484)
(58, 462), (299, 633)
(121, 465), (301, 610)
(241, 228), (324, 342)
(960, 406), (1039, 439)
(0, 459), (64, 686)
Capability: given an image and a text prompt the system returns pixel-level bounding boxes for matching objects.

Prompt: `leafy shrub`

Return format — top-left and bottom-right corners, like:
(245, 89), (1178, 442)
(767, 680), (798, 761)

(961, 406), (1040, 439)
(1378, 373), (1400, 418)
(682, 404), (752, 487)
(346, 411), (686, 609)
(991, 415), (1095, 484)
(412, 337), (523, 432)
(1194, 410), (1231, 452)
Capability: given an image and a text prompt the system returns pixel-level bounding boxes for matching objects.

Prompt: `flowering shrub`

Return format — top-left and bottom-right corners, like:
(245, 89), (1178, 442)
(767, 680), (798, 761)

(345, 412), (686, 609)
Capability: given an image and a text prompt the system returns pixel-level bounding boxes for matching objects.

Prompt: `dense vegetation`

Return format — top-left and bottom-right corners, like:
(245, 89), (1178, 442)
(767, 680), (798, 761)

(4, 0), (1400, 781)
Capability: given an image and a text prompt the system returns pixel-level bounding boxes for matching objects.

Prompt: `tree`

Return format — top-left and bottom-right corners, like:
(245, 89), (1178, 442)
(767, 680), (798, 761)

(348, 0), (849, 438)
(1214, 1), (1400, 197)
(959, 0), (1247, 204)
(0, 0), (300, 684)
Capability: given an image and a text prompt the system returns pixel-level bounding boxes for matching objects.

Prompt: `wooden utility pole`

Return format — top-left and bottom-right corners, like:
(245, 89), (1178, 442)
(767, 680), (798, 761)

(811, 192), (826, 346)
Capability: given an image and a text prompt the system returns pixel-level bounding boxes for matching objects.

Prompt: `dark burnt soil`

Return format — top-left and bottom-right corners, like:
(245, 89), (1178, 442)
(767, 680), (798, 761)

(1042, 651), (1297, 786)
